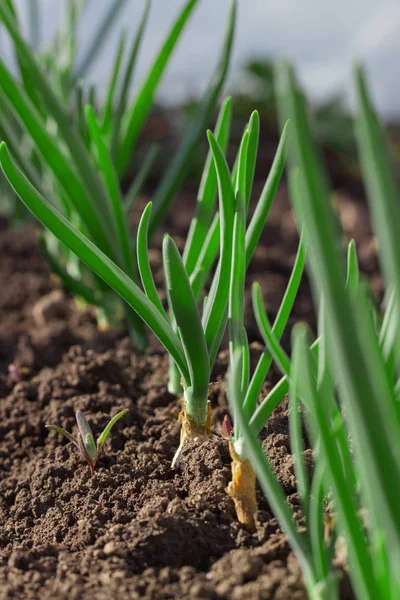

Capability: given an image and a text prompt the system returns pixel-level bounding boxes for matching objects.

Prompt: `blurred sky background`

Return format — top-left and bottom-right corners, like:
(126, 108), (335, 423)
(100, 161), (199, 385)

(6, 0), (400, 118)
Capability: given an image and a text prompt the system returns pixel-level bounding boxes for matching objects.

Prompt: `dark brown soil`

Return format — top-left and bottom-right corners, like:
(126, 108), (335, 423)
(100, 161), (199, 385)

(0, 184), (376, 599)
(0, 341), (307, 599)
(0, 218), (125, 382)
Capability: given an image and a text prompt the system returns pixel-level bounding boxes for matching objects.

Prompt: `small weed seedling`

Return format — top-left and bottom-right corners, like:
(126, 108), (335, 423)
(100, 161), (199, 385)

(46, 409), (128, 477)
(8, 363), (30, 383)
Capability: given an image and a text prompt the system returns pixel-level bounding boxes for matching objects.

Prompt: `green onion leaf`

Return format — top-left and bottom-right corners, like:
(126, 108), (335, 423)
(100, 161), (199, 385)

(101, 30), (127, 137)
(163, 235), (210, 421)
(148, 0), (236, 236)
(204, 131), (235, 363)
(111, 0), (151, 159)
(74, 0), (129, 79)
(277, 60), (400, 583)
(292, 324), (378, 599)
(117, 0), (198, 175)
(86, 105), (134, 278)
(245, 120), (289, 264)
(252, 282), (291, 376)
(245, 110), (260, 209)
(183, 96), (232, 275)
(137, 202), (167, 319)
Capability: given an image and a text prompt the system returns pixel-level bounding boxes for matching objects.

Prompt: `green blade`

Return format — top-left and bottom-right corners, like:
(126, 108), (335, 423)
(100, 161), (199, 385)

(123, 144), (159, 218)
(249, 338), (320, 436)
(227, 149), (247, 441)
(309, 462), (331, 583)
(0, 142), (188, 383)
(163, 235), (210, 424)
(190, 118), (289, 319)
(240, 327), (250, 396)
(183, 96), (232, 276)
(270, 215), (306, 340)
(74, 0), (129, 79)
(354, 66), (400, 294)
(245, 120), (289, 263)
(203, 126), (249, 372)
(289, 366), (310, 530)
(190, 212), (220, 295)
(117, 0), (198, 175)
(86, 105), (134, 277)
(249, 376), (289, 435)
(203, 131), (235, 361)
(225, 146), (314, 586)
(111, 0), (151, 159)
(354, 65), (400, 358)
(196, 124), (246, 281)
(101, 30), (127, 137)
(345, 238), (359, 294)
(235, 127), (250, 204)
(379, 288), (398, 366)
(245, 110), (260, 209)
(97, 409), (128, 450)
(148, 0), (236, 236)
(137, 202), (168, 319)
(252, 282), (291, 376)
(243, 233), (305, 418)
(292, 324), (378, 599)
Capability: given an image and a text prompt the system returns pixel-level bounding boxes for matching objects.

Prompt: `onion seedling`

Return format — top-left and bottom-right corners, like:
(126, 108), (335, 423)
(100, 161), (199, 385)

(46, 409), (128, 478)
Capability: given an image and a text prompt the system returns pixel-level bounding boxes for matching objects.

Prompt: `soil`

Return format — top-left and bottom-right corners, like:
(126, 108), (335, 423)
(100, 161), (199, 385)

(0, 178), (376, 599)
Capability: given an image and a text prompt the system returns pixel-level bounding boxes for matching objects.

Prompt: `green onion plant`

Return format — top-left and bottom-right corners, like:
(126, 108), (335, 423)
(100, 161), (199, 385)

(225, 142), (341, 597)
(222, 61), (400, 599)
(274, 61), (400, 598)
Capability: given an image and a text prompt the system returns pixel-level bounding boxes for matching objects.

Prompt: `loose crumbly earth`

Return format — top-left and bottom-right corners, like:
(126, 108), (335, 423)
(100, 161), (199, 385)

(0, 186), (375, 599)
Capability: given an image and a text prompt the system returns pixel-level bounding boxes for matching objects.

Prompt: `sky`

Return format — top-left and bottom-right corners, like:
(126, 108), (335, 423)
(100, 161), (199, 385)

(8, 0), (400, 117)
